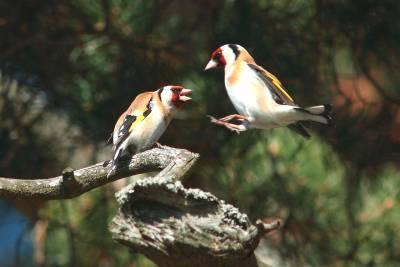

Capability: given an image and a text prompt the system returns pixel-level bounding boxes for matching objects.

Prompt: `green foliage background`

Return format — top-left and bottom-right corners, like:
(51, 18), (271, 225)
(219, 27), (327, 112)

(1, 0), (400, 266)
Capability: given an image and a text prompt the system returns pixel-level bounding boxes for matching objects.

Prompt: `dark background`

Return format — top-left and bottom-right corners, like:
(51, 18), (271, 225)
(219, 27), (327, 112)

(1, 0), (400, 266)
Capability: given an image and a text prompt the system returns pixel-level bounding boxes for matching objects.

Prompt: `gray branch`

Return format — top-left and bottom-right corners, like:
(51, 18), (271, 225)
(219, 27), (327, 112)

(0, 145), (280, 266)
(0, 146), (198, 200)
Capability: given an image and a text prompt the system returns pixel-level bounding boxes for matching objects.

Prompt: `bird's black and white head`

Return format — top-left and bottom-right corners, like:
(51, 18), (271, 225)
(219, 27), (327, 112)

(204, 44), (248, 71)
(158, 85), (192, 110)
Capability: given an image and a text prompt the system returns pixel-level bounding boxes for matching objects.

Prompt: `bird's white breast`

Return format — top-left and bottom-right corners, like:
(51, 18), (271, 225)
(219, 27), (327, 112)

(128, 107), (170, 152)
(225, 64), (275, 116)
(225, 66), (253, 116)
(224, 63), (283, 128)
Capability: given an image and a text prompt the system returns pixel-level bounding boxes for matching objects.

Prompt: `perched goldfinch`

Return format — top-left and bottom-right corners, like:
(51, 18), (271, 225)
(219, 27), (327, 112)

(205, 44), (332, 137)
(107, 85), (191, 176)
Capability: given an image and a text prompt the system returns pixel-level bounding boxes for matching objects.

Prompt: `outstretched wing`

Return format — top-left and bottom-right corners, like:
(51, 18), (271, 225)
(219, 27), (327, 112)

(248, 63), (296, 106)
(113, 95), (153, 149)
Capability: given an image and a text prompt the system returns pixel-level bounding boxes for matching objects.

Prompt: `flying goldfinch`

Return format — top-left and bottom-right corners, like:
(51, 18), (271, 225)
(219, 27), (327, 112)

(107, 85), (191, 176)
(204, 44), (332, 138)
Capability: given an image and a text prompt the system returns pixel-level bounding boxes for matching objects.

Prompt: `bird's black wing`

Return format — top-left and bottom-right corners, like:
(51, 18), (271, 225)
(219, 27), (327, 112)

(288, 122), (311, 139)
(113, 97), (153, 150)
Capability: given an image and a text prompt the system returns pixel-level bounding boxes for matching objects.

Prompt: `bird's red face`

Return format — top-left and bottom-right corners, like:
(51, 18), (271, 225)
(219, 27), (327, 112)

(204, 44), (241, 71)
(204, 48), (226, 70)
(168, 85), (192, 109)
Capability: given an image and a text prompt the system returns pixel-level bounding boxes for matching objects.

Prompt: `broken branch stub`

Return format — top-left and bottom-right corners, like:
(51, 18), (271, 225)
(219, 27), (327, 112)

(110, 176), (277, 267)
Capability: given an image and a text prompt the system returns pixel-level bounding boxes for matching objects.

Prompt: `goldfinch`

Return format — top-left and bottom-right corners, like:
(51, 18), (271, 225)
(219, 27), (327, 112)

(107, 85), (191, 176)
(204, 44), (332, 138)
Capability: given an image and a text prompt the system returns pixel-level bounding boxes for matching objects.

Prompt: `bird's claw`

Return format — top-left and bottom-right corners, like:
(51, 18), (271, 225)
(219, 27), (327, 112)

(154, 142), (166, 149)
(207, 115), (220, 124)
(219, 114), (248, 122)
(207, 115), (243, 134)
(102, 160), (111, 167)
(225, 125), (241, 134)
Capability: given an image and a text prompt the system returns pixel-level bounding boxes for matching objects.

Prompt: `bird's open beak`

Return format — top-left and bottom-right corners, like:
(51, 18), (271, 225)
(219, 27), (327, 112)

(204, 60), (218, 71)
(179, 88), (192, 102)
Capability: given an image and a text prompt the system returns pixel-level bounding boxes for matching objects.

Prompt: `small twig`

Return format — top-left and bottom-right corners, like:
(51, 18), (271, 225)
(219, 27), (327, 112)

(256, 219), (282, 235)
(61, 167), (78, 194)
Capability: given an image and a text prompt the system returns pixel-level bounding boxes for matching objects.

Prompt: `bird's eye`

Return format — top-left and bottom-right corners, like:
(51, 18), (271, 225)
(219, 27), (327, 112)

(214, 51), (222, 60)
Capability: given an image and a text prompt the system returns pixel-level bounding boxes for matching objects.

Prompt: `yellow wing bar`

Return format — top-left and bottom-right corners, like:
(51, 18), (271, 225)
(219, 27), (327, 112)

(128, 113), (145, 132)
(264, 71), (294, 102)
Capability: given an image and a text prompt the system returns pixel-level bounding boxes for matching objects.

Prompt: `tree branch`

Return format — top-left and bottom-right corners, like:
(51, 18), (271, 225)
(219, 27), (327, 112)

(0, 146), (198, 200)
(0, 145), (280, 266)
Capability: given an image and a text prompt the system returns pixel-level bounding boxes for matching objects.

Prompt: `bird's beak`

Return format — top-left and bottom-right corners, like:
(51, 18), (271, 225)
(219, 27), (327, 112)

(179, 88), (192, 102)
(204, 60), (218, 71)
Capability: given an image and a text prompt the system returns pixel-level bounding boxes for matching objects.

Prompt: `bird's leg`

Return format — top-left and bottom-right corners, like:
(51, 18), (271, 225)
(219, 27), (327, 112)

(154, 142), (167, 149)
(219, 114), (248, 122)
(223, 123), (247, 134)
(154, 142), (162, 148)
(207, 115), (247, 134)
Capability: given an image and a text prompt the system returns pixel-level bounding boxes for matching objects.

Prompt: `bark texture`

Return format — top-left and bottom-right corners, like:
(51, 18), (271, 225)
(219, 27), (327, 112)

(110, 176), (280, 267)
(0, 146), (280, 266)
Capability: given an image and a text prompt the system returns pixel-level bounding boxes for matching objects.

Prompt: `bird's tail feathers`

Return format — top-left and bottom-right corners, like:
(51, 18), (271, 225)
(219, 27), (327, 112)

(302, 105), (331, 115)
(107, 146), (124, 178)
(294, 104), (333, 126)
(105, 132), (113, 146)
